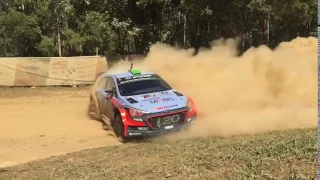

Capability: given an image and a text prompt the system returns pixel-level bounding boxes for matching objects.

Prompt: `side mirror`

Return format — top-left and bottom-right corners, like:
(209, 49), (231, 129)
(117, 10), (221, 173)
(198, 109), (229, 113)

(105, 90), (113, 99)
(105, 90), (112, 94)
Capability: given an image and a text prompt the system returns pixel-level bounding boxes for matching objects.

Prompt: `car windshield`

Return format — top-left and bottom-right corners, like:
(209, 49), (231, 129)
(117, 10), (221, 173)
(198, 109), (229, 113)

(117, 75), (172, 96)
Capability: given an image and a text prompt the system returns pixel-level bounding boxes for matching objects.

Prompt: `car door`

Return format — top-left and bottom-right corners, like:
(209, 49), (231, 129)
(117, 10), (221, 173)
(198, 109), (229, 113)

(102, 77), (116, 120)
(96, 76), (108, 113)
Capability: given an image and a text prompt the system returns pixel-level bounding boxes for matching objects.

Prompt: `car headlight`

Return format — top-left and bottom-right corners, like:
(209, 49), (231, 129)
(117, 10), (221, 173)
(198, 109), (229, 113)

(125, 107), (149, 121)
(185, 99), (193, 112)
(129, 108), (144, 117)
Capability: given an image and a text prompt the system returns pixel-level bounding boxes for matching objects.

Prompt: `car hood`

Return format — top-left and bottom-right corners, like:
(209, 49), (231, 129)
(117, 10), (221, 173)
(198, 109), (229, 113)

(119, 90), (188, 113)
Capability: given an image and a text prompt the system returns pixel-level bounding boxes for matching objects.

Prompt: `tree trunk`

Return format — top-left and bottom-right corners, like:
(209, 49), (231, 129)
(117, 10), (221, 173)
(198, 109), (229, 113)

(127, 40), (130, 54)
(58, 28), (62, 57)
(134, 36), (139, 54)
(95, 47), (99, 56)
(266, 14), (270, 45)
(4, 35), (7, 56)
(183, 13), (187, 47)
(121, 32), (128, 54)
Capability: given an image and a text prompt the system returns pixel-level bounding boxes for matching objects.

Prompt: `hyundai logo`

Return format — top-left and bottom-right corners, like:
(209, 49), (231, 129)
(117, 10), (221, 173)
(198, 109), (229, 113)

(164, 109), (171, 114)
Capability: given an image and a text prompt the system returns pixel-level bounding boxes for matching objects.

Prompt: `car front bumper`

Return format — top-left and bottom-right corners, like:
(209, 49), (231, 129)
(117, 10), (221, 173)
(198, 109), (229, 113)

(125, 114), (197, 138)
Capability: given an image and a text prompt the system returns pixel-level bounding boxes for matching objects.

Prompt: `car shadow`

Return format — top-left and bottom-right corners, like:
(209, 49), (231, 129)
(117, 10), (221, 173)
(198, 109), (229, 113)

(97, 119), (175, 144)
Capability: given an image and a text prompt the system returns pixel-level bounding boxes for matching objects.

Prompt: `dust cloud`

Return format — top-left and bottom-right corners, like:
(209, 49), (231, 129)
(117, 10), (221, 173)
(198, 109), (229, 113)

(109, 37), (318, 139)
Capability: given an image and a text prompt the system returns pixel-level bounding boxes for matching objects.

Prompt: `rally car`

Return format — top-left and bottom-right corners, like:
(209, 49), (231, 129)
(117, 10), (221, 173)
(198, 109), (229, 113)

(88, 67), (197, 142)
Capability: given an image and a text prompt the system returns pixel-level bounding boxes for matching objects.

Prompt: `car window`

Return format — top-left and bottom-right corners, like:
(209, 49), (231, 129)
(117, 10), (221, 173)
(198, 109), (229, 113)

(98, 77), (108, 89)
(118, 78), (172, 96)
(106, 77), (115, 91)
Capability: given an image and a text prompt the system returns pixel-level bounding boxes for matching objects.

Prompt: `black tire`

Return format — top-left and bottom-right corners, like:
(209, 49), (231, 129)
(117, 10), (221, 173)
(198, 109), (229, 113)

(88, 94), (102, 121)
(113, 114), (128, 143)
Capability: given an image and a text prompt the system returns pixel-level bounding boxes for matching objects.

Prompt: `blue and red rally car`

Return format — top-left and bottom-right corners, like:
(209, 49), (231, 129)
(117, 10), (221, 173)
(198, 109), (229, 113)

(88, 67), (197, 142)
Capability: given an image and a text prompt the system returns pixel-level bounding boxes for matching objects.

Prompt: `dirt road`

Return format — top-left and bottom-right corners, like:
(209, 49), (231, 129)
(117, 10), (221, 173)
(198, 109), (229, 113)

(0, 88), (120, 168)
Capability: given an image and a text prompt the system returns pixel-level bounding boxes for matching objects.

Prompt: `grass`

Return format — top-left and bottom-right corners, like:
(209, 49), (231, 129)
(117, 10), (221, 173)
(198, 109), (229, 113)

(0, 128), (317, 180)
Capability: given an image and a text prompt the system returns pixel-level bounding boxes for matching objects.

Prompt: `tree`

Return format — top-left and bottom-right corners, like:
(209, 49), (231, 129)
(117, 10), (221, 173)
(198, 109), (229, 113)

(0, 8), (41, 56)
(0, 0), (316, 57)
(80, 11), (115, 55)
(37, 35), (57, 56)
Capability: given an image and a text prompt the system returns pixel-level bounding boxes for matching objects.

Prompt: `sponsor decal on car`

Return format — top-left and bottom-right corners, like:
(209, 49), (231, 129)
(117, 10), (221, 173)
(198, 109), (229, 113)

(154, 104), (178, 110)
(138, 94), (156, 100)
(117, 74), (160, 84)
(128, 132), (142, 136)
(160, 91), (174, 95)
(150, 97), (175, 104)
(127, 74), (152, 79)
(141, 97), (158, 102)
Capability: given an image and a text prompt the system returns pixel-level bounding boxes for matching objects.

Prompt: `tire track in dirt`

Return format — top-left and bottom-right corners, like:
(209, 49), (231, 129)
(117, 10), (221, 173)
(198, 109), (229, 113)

(0, 90), (121, 168)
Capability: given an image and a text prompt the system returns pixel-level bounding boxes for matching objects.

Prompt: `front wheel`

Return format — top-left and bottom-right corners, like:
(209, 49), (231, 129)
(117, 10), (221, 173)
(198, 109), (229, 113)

(113, 114), (128, 143)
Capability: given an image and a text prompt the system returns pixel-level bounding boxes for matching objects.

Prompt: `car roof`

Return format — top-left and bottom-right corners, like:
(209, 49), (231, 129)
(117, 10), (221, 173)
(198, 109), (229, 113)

(101, 71), (156, 78)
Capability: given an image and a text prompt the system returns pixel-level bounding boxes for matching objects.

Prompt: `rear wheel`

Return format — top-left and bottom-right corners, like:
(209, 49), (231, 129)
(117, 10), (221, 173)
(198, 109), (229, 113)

(88, 94), (102, 121)
(113, 114), (128, 143)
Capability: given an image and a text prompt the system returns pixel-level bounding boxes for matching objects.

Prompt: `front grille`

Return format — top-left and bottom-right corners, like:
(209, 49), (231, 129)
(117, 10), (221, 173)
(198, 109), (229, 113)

(147, 111), (187, 130)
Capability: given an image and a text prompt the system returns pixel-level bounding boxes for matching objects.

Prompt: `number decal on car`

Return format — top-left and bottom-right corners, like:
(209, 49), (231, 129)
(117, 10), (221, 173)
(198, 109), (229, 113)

(156, 114), (180, 127)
